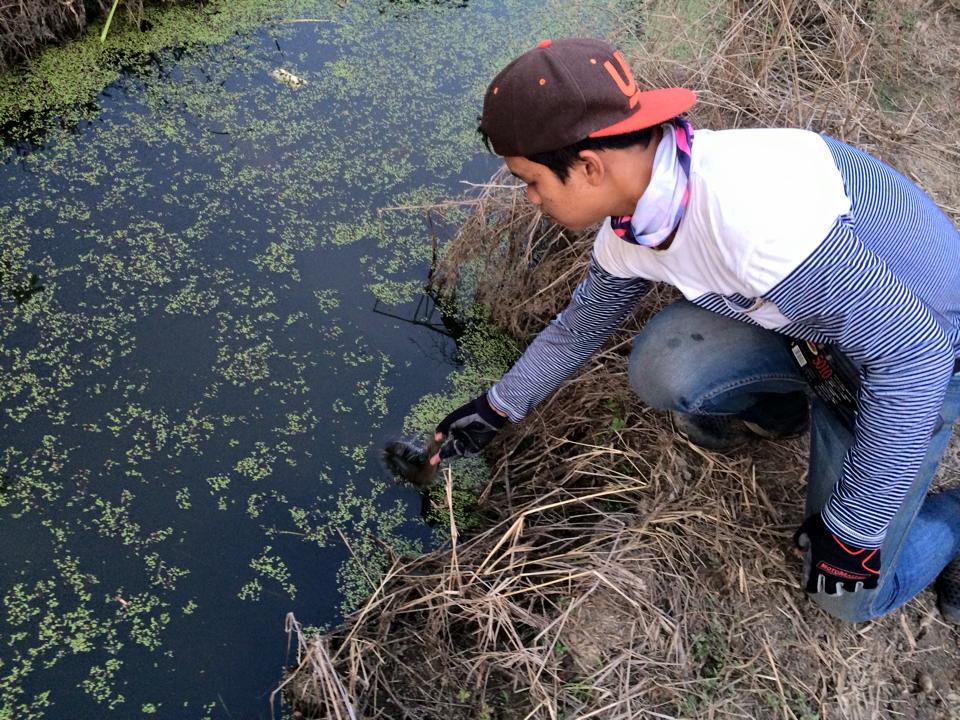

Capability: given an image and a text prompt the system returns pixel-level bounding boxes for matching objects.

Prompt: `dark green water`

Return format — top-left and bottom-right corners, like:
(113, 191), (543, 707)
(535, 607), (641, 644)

(0, 2), (619, 717)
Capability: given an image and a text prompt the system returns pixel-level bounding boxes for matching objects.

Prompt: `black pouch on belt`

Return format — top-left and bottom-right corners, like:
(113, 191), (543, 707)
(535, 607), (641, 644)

(790, 341), (859, 430)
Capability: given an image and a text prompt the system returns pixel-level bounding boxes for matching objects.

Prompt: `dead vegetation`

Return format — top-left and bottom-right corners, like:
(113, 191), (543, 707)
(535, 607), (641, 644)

(279, 0), (960, 718)
(0, 0), (189, 70)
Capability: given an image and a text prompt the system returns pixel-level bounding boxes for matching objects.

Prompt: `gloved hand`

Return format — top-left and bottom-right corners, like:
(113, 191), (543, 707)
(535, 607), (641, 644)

(793, 513), (880, 595)
(432, 393), (507, 462)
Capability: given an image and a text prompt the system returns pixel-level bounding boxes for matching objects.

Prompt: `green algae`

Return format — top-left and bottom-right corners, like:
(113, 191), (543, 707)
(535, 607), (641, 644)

(249, 546), (297, 599)
(405, 308), (520, 438)
(0, 0), (626, 716)
(402, 308), (521, 532)
(0, 0), (327, 138)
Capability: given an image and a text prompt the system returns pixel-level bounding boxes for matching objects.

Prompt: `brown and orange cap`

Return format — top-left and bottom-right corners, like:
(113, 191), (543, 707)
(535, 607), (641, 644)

(480, 38), (696, 157)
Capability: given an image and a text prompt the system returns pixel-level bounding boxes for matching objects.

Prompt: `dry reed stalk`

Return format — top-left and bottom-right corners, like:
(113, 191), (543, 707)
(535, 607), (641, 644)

(281, 1), (960, 718)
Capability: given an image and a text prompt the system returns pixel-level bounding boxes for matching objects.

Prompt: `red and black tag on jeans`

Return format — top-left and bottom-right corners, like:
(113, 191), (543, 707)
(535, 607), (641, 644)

(790, 341), (859, 429)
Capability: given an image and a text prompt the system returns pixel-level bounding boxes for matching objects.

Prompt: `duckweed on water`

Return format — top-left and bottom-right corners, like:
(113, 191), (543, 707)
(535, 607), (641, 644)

(406, 308), (521, 437)
(0, 0), (326, 138)
(404, 308), (521, 532)
(1, 0), (625, 716)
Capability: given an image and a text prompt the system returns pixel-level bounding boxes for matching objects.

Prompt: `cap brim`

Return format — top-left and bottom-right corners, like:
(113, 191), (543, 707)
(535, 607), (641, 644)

(589, 88), (697, 138)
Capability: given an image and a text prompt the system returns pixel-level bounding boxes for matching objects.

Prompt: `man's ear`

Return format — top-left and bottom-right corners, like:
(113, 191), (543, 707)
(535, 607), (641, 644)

(576, 150), (606, 186)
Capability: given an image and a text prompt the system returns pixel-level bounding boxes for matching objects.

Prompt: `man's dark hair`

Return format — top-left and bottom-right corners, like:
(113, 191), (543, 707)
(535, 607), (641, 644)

(478, 126), (657, 182)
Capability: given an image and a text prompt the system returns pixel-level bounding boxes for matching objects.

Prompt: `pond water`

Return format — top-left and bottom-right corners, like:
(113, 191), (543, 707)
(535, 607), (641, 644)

(0, 2), (620, 717)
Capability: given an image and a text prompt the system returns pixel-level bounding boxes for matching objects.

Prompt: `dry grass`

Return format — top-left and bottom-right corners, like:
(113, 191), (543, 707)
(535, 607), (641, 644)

(279, 1), (960, 718)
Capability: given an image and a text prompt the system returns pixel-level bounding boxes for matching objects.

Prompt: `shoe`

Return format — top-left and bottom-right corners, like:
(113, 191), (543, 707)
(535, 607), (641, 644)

(936, 556), (960, 624)
(741, 393), (809, 440)
(671, 412), (749, 452)
(672, 410), (808, 452)
(742, 418), (808, 440)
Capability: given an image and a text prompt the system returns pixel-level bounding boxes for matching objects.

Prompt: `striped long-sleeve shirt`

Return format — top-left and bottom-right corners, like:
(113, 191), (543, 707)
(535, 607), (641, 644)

(488, 128), (960, 548)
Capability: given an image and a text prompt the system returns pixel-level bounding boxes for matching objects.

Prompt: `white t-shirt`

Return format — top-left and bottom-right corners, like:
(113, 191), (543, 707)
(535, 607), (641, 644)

(594, 128), (850, 329)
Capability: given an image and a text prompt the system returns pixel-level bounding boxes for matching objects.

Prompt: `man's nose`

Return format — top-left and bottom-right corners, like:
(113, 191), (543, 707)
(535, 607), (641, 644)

(526, 186), (541, 205)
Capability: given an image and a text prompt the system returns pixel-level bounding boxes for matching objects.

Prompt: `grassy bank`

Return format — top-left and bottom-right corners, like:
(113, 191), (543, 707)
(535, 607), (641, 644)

(281, 0), (960, 717)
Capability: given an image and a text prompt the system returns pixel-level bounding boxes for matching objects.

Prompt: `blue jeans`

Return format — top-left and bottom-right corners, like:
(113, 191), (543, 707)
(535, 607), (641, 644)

(628, 300), (960, 622)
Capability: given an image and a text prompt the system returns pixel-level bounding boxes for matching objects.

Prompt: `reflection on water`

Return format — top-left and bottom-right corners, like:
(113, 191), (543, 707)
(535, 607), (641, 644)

(0, 1), (615, 718)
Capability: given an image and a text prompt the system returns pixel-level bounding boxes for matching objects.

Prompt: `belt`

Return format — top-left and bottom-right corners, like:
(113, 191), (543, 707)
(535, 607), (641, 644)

(955, 357), (960, 375)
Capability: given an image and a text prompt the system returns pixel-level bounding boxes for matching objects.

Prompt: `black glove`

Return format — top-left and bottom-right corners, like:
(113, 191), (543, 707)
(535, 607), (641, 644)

(435, 393), (507, 460)
(793, 513), (880, 595)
